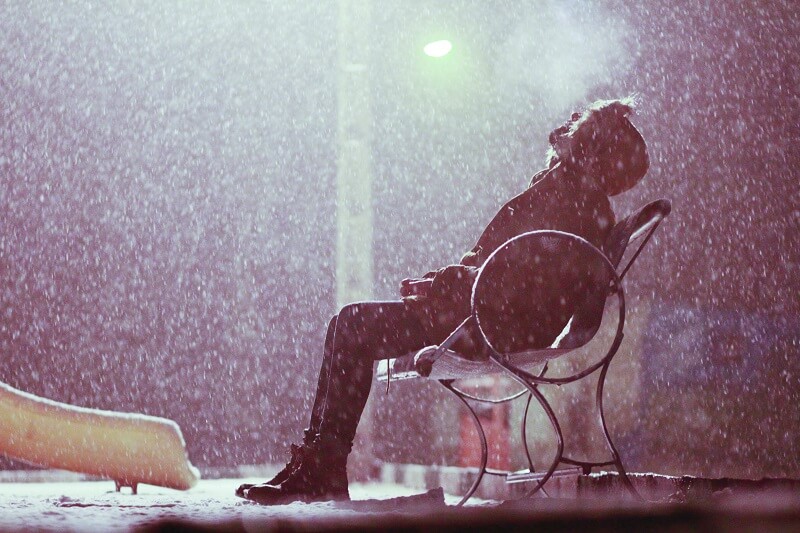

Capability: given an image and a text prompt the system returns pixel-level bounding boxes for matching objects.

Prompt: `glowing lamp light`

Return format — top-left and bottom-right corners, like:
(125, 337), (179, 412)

(423, 40), (452, 58)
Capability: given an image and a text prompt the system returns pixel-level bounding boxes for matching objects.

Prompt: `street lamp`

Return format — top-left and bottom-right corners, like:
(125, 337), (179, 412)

(423, 39), (453, 58)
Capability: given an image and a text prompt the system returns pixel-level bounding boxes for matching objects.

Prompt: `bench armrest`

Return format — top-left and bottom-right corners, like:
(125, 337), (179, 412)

(470, 230), (617, 356)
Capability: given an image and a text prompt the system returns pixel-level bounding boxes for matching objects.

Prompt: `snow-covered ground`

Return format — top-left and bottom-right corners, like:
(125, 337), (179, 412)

(0, 478), (461, 532)
(3, 476), (800, 532)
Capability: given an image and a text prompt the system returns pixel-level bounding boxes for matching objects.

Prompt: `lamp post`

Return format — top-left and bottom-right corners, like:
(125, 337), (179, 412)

(336, 0), (375, 480)
(336, 0), (373, 312)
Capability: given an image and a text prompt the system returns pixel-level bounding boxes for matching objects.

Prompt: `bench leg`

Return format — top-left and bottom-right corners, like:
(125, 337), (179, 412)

(493, 355), (643, 501)
(439, 380), (489, 506)
(521, 392), (536, 474)
(522, 383), (564, 498)
(490, 356), (565, 498)
(596, 359), (641, 500)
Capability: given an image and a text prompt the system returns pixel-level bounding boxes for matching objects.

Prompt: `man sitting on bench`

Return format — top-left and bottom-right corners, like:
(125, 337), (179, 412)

(239, 97), (651, 505)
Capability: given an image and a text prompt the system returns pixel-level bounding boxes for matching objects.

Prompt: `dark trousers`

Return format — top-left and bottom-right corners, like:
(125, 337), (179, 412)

(305, 301), (430, 449)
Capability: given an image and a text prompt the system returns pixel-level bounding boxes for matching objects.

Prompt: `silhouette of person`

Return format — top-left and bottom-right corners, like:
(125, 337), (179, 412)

(240, 97), (650, 505)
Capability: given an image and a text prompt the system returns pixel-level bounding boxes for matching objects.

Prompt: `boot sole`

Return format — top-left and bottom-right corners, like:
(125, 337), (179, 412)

(243, 488), (350, 506)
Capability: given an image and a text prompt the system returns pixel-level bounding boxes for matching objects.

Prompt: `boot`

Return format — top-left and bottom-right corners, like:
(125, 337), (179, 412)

(243, 435), (350, 505)
(235, 429), (319, 498)
(235, 442), (307, 498)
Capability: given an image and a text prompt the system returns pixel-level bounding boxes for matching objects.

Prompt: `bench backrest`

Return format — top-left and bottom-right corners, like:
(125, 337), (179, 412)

(558, 199), (672, 349)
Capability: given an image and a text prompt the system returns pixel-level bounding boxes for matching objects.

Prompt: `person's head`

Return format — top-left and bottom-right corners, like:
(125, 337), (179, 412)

(546, 97), (649, 196)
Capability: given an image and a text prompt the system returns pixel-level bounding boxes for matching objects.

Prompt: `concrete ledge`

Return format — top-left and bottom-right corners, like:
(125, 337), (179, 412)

(378, 464), (800, 503)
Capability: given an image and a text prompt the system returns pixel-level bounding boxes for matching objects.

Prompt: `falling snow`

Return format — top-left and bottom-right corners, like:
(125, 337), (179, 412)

(0, 0), (798, 500)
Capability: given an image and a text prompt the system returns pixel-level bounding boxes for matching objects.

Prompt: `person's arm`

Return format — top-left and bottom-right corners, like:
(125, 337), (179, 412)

(403, 170), (550, 297)
(460, 182), (548, 267)
(458, 204), (513, 267)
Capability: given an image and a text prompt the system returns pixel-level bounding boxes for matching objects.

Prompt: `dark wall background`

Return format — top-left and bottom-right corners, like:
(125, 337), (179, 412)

(1, 1), (798, 477)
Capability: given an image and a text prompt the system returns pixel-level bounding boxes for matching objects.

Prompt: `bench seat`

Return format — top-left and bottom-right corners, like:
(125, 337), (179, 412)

(376, 344), (573, 382)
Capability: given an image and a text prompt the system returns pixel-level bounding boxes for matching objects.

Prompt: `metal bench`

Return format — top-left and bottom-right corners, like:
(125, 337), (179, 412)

(377, 199), (671, 505)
